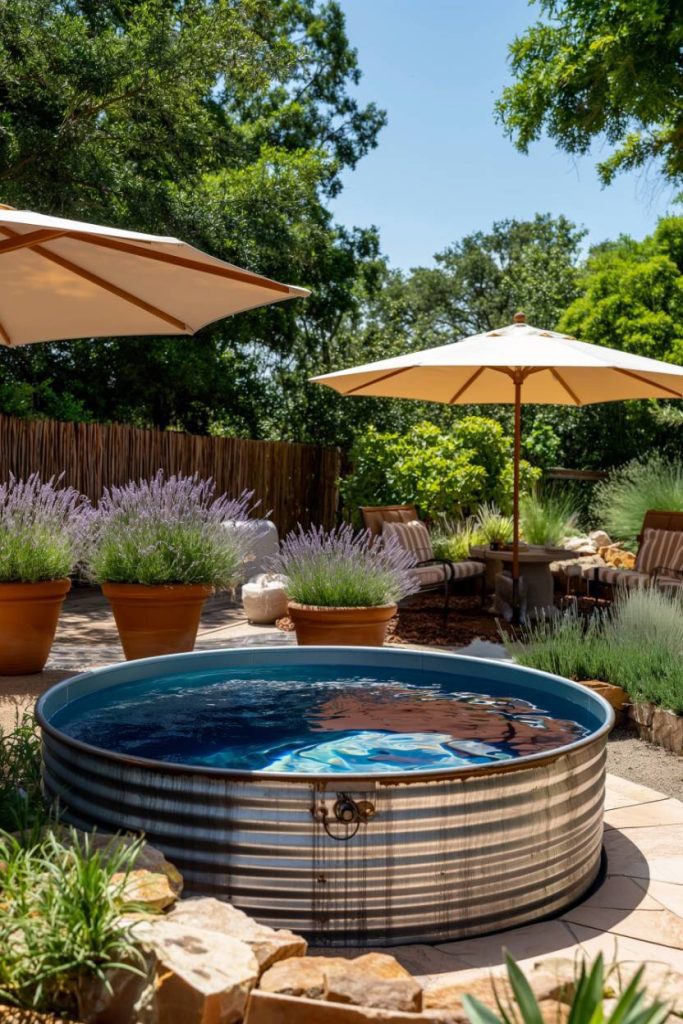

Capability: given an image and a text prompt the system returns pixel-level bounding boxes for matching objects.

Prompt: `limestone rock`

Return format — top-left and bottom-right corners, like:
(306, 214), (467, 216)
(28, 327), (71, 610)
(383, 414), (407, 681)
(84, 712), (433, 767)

(324, 963), (422, 1013)
(259, 952), (415, 1003)
(598, 544), (636, 569)
(539, 1002), (570, 1023)
(0, 1010), (81, 1024)
(348, 954), (414, 982)
(111, 869), (178, 912)
(131, 917), (259, 1024)
(168, 897), (307, 972)
(650, 707), (683, 755)
(245, 990), (461, 1023)
(588, 530), (611, 548)
(259, 956), (351, 999)
(563, 536), (595, 553)
(57, 829), (183, 898)
(424, 963), (574, 1014)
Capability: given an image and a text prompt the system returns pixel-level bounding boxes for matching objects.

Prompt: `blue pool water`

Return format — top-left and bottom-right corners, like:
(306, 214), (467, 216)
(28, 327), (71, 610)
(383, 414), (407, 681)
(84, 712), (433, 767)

(51, 664), (595, 774)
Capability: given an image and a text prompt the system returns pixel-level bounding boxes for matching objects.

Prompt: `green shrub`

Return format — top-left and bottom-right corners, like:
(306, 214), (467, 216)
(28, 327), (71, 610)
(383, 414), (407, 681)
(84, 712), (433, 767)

(0, 713), (46, 834)
(475, 503), (514, 545)
(431, 516), (485, 561)
(269, 523), (419, 607)
(593, 454), (683, 547)
(520, 487), (579, 545)
(463, 952), (669, 1024)
(507, 589), (683, 714)
(0, 829), (145, 1017)
(340, 417), (540, 522)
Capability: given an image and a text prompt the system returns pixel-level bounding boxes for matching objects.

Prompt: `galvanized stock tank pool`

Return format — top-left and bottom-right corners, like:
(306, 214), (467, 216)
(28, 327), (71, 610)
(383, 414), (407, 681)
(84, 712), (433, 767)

(37, 646), (613, 946)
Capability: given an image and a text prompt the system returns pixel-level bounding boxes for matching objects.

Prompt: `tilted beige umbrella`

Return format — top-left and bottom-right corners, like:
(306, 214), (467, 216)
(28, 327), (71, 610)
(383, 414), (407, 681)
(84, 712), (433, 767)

(312, 312), (683, 621)
(0, 206), (308, 345)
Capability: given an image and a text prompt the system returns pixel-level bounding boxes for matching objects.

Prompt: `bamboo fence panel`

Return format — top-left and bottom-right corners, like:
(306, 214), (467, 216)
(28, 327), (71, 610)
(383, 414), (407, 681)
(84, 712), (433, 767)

(0, 415), (341, 533)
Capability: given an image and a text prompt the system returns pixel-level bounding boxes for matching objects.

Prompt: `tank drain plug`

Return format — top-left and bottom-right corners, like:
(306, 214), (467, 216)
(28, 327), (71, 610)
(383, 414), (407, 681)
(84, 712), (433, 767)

(314, 793), (377, 840)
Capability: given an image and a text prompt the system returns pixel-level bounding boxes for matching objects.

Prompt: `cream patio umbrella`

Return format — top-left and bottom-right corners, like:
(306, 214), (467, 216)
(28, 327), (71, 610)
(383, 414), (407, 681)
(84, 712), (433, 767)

(0, 205), (308, 345)
(311, 312), (683, 622)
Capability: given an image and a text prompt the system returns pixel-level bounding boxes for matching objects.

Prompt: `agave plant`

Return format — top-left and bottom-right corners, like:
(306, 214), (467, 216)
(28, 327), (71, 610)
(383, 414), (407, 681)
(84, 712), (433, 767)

(463, 953), (669, 1024)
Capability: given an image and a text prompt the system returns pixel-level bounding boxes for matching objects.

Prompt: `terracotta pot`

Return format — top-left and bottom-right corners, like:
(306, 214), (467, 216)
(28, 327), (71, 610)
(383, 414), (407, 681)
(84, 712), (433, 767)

(288, 602), (397, 646)
(102, 582), (215, 660)
(0, 578), (71, 675)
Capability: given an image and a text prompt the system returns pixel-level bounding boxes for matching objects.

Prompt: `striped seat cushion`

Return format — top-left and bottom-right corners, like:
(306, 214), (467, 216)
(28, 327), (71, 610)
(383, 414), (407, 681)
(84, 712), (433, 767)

(410, 564), (450, 587)
(636, 527), (683, 575)
(656, 575), (683, 593)
(382, 520), (433, 562)
(451, 560), (485, 580)
(582, 565), (650, 588)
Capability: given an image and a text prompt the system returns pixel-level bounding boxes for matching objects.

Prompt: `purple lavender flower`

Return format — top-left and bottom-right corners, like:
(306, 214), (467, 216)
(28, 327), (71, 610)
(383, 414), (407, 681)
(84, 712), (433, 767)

(85, 470), (256, 587)
(0, 473), (91, 582)
(268, 523), (420, 607)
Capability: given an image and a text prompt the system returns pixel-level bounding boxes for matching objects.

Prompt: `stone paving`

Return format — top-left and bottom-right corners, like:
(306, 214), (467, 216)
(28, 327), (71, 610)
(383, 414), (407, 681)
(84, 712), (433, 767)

(2, 586), (682, 1008)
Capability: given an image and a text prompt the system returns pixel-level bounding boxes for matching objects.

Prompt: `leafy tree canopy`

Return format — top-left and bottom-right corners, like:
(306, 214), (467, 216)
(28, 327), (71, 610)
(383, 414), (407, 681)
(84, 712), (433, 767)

(0, 0), (385, 431)
(496, 0), (683, 186)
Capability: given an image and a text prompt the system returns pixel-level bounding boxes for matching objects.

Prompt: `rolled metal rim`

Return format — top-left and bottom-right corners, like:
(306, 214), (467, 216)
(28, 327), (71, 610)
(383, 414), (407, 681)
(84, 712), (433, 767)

(36, 646), (615, 785)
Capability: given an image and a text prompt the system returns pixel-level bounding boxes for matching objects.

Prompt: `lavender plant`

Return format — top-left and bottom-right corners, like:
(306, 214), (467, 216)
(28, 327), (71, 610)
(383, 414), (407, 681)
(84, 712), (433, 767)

(269, 523), (420, 607)
(0, 474), (89, 583)
(85, 471), (254, 587)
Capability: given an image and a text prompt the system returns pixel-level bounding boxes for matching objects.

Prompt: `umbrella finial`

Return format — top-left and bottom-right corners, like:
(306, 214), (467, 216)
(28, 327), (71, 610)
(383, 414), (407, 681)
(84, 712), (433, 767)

(513, 311), (526, 324)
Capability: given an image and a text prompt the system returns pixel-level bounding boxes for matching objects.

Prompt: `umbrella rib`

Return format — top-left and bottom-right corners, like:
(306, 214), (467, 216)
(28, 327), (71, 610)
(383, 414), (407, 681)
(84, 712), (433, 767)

(67, 232), (295, 295)
(549, 368), (582, 405)
(0, 229), (67, 255)
(0, 317), (12, 345)
(342, 365), (417, 395)
(614, 367), (683, 399)
(0, 226), (189, 333)
(448, 366), (486, 403)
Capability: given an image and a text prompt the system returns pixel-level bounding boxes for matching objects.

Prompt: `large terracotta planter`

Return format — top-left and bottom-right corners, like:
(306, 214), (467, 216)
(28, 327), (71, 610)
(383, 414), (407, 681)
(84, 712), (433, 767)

(288, 602), (396, 646)
(102, 582), (215, 660)
(0, 578), (71, 675)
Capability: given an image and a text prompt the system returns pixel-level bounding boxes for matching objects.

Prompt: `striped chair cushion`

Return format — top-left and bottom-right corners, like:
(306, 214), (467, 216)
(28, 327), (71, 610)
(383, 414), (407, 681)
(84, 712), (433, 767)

(382, 520), (433, 562)
(410, 564), (449, 587)
(582, 565), (650, 588)
(636, 528), (683, 574)
(451, 560), (485, 580)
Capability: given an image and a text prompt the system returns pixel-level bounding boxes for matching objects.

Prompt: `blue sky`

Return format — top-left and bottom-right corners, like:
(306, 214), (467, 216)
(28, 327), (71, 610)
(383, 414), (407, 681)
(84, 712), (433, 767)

(332, 0), (677, 270)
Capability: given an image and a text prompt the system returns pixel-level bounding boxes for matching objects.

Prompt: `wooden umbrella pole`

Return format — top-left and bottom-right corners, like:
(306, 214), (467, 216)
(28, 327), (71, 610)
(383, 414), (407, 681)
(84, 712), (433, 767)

(512, 376), (522, 625)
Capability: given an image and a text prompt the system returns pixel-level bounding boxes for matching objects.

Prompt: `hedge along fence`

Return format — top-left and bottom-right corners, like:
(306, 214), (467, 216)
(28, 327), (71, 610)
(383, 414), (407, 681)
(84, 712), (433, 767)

(0, 414), (342, 534)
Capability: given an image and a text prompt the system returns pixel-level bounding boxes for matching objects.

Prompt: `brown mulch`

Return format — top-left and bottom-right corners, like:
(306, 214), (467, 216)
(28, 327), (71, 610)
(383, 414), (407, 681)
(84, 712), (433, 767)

(276, 594), (504, 650)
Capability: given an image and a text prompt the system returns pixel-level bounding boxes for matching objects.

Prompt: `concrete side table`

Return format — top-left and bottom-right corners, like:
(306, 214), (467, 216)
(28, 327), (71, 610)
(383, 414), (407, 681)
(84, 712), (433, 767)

(242, 573), (289, 624)
(469, 544), (574, 618)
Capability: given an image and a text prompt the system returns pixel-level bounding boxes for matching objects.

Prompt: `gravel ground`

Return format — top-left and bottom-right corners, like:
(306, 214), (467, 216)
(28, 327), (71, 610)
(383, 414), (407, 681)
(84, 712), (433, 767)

(607, 725), (683, 799)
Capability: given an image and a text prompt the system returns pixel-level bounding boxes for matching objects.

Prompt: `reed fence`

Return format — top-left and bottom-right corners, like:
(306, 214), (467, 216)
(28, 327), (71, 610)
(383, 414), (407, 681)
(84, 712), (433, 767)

(0, 415), (341, 533)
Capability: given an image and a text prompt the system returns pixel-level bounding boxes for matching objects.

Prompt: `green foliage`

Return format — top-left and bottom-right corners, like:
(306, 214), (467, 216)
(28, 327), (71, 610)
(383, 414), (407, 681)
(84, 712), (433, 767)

(431, 517), (485, 562)
(0, 0), (385, 436)
(340, 418), (539, 522)
(497, 0), (683, 187)
(475, 503), (514, 546)
(520, 488), (579, 546)
(0, 829), (146, 1016)
(0, 713), (46, 834)
(270, 523), (418, 608)
(463, 952), (669, 1024)
(592, 455), (683, 546)
(508, 591), (683, 714)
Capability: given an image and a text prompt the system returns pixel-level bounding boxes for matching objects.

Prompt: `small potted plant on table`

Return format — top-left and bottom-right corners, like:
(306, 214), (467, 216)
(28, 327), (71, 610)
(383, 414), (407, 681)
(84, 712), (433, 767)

(270, 523), (419, 646)
(0, 474), (87, 674)
(86, 471), (252, 660)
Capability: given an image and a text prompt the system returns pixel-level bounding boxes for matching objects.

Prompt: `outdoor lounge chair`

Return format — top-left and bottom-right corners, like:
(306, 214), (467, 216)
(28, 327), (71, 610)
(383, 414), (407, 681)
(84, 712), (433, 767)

(583, 509), (683, 599)
(360, 504), (485, 614)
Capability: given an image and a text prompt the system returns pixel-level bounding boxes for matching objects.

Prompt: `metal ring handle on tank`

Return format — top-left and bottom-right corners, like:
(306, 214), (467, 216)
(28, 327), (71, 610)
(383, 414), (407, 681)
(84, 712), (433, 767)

(313, 793), (376, 841)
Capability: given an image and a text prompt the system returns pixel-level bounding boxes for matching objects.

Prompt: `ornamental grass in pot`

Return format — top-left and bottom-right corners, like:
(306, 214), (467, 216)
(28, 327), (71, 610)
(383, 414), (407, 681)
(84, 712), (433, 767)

(86, 471), (253, 660)
(269, 523), (419, 646)
(0, 474), (87, 674)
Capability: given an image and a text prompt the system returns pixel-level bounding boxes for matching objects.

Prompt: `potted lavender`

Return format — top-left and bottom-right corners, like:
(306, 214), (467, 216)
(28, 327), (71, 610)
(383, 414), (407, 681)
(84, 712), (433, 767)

(0, 474), (87, 674)
(269, 523), (419, 646)
(85, 471), (253, 660)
